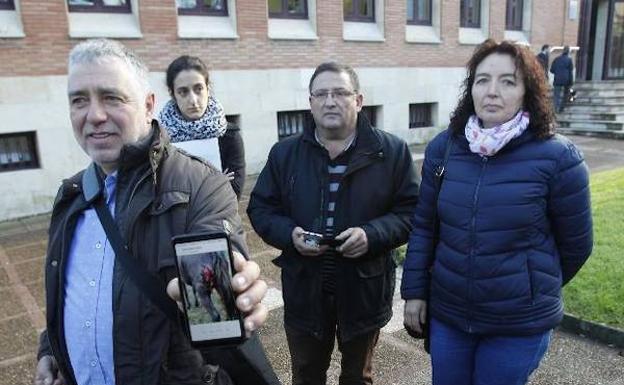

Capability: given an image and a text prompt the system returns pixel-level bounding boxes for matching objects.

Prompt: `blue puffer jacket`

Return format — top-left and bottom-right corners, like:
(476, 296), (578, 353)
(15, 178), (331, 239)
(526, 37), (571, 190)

(401, 129), (593, 335)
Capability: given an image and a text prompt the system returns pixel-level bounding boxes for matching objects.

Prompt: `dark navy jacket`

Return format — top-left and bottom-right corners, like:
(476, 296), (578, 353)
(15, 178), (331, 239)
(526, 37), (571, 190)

(401, 129), (593, 335)
(550, 53), (574, 86)
(248, 116), (419, 341)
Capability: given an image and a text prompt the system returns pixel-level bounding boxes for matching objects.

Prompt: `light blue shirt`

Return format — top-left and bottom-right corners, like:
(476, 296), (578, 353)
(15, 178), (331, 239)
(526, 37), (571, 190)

(64, 172), (117, 385)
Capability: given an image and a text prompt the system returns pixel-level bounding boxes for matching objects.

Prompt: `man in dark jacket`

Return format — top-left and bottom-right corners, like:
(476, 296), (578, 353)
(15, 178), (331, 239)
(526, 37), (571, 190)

(536, 44), (550, 78)
(247, 62), (419, 385)
(550, 46), (574, 112)
(34, 39), (268, 385)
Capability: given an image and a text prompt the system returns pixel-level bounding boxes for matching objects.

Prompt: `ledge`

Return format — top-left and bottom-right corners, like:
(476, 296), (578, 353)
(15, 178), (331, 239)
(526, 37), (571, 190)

(559, 313), (624, 349)
(268, 18), (317, 41)
(68, 11), (142, 38)
(0, 9), (25, 38)
(504, 30), (529, 44)
(405, 25), (441, 44)
(178, 15), (238, 39)
(343, 21), (384, 42)
(458, 27), (487, 45)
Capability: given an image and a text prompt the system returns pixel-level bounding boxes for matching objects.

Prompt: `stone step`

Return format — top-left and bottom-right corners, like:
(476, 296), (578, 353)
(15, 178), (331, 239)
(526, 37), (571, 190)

(564, 103), (624, 113)
(557, 126), (624, 139)
(573, 96), (624, 104)
(557, 119), (624, 131)
(573, 81), (624, 91)
(574, 89), (624, 98)
(557, 111), (624, 122)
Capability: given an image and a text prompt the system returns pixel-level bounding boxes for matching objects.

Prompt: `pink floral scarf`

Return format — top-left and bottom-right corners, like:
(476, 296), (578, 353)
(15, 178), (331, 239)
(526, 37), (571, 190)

(464, 110), (530, 156)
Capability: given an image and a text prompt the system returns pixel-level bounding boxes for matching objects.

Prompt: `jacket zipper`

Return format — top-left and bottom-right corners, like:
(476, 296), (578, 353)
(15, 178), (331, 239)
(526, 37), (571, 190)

(113, 169), (151, 385)
(467, 156), (488, 332)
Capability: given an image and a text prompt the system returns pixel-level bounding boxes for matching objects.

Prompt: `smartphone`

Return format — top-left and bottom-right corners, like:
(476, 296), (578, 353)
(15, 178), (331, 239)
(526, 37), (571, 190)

(172, 232), (244, 346)
(301, 231), (323, 248)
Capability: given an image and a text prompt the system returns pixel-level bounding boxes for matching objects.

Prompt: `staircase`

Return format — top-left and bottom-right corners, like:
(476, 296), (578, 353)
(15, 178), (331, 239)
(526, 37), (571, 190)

(557, 80), (624, 139)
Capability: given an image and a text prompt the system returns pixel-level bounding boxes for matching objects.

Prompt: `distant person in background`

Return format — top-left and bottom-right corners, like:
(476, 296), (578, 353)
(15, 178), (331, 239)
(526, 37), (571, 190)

(537, 44), (550, 78)
(550, 46), (574, 113)
(159, 55), (246, 200)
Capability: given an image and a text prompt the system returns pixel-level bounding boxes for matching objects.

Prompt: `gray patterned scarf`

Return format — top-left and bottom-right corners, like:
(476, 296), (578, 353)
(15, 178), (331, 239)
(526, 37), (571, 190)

(158, 98), (227, 143)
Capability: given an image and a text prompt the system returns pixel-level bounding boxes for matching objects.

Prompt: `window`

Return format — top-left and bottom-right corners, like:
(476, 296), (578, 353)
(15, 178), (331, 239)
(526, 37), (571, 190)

(268, 0), (307, 19)
(277, 110), (312, 140)
(0, 132), (40, 172)
(505, 0), (523, 31)
(360, 106), (377, 128)
(460, 0), (480, 28)
(344, 0), (374, 22)
(0, 0), (15, 10)
(178, 0), (227, 16)
(67, 0), (131, 13)
(409, 103), (434, 128)
(406, 0), (432, 26)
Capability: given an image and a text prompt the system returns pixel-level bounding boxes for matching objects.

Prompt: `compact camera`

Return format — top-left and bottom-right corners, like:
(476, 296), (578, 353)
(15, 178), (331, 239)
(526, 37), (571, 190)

(301, 231), (344, 248)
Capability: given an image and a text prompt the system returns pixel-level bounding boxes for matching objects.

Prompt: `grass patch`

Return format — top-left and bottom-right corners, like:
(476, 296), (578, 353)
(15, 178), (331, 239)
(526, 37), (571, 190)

(563, 167), (624, 330)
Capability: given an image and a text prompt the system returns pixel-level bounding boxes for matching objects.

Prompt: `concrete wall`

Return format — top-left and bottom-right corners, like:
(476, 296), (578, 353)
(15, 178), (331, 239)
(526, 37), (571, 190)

(0, 66), (465, 220)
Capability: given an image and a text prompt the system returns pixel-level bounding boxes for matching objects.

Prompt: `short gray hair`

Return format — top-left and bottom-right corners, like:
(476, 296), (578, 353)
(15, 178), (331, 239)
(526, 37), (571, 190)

(68, 39), (150, 94)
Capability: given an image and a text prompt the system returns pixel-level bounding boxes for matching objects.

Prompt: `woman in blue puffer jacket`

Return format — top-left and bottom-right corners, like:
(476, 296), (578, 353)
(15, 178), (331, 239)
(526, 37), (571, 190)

(402, 40), (593, 385)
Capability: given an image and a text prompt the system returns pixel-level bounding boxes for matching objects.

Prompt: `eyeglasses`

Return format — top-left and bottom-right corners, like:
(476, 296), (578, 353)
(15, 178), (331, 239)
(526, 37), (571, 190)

(310, 88), (357, 101)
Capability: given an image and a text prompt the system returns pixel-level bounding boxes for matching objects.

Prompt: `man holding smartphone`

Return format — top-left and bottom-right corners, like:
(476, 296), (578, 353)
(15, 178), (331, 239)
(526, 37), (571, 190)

(248, 62), (419, 385)
(34, 39), (267, 385)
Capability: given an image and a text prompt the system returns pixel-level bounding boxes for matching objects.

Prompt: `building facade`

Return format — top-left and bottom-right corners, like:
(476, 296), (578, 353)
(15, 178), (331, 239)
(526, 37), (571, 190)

(577, 0), (624, 80)
(0, 0), (579, 220)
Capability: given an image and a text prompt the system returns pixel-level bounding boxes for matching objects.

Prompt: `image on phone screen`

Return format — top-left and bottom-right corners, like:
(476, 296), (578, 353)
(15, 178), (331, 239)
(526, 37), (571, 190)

(174, 236), (242, 343)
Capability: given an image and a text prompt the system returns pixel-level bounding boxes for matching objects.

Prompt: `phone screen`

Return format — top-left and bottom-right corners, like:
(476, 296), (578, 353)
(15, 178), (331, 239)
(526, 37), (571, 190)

(174, 236), (243, 343)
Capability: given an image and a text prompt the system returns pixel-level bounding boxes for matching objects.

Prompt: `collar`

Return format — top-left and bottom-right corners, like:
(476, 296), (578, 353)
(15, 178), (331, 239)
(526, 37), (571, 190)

(314, 128), (357, 155)
(303, 113), (382, 157)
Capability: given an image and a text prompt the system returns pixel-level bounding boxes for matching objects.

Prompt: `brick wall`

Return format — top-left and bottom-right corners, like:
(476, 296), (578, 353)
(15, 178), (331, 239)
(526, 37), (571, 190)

(0, 0), (577, 76)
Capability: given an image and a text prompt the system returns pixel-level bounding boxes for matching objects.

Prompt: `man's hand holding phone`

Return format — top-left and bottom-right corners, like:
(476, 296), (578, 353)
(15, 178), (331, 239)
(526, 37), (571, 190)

(166, 250), (268, 338)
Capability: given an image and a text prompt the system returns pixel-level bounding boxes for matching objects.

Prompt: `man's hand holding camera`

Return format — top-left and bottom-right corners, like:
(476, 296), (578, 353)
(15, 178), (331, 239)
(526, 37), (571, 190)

(291, 226), (368, 258)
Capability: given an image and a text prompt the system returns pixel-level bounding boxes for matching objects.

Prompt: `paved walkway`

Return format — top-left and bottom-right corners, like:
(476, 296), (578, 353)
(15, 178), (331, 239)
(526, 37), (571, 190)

(1, 135), (623, 385)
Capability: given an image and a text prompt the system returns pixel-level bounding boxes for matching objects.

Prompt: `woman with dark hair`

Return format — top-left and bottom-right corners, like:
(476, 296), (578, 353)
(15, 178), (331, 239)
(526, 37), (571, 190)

(401, 40), (593, 385)
(159, 55), (246, 199)
(160, 56), (279, 385)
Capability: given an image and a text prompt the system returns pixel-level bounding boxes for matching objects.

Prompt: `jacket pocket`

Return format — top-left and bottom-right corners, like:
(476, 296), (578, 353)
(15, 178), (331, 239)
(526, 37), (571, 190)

(150, 191), (190, 271)
(151, 191), (190, 215)
(356, 256), (386, 278)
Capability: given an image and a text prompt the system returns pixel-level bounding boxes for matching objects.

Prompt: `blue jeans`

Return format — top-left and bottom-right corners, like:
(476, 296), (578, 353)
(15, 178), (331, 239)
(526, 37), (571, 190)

(430, 317), (551, 385)
(553, 86), (566, 112)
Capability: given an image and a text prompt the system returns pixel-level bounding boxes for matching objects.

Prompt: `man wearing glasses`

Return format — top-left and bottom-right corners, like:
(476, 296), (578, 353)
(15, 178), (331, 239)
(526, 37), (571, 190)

(248, 62), (419, 385)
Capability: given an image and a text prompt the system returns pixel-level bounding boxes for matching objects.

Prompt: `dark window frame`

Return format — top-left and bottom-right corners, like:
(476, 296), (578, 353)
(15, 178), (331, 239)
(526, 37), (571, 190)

(0, 131), (40, 172)
(505, 0), (524, 31)
(0, 0), (15, 11)
(67, 0), (131, 14)
(277, 110), (312, 141)
(178, 0), (228, 16)
(344, 0), (375, 23)
(460, 0), (481, 28)
(268, 0), (308, 19)
(409, 103), (434, 128)
(406, 0), (433, 26)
